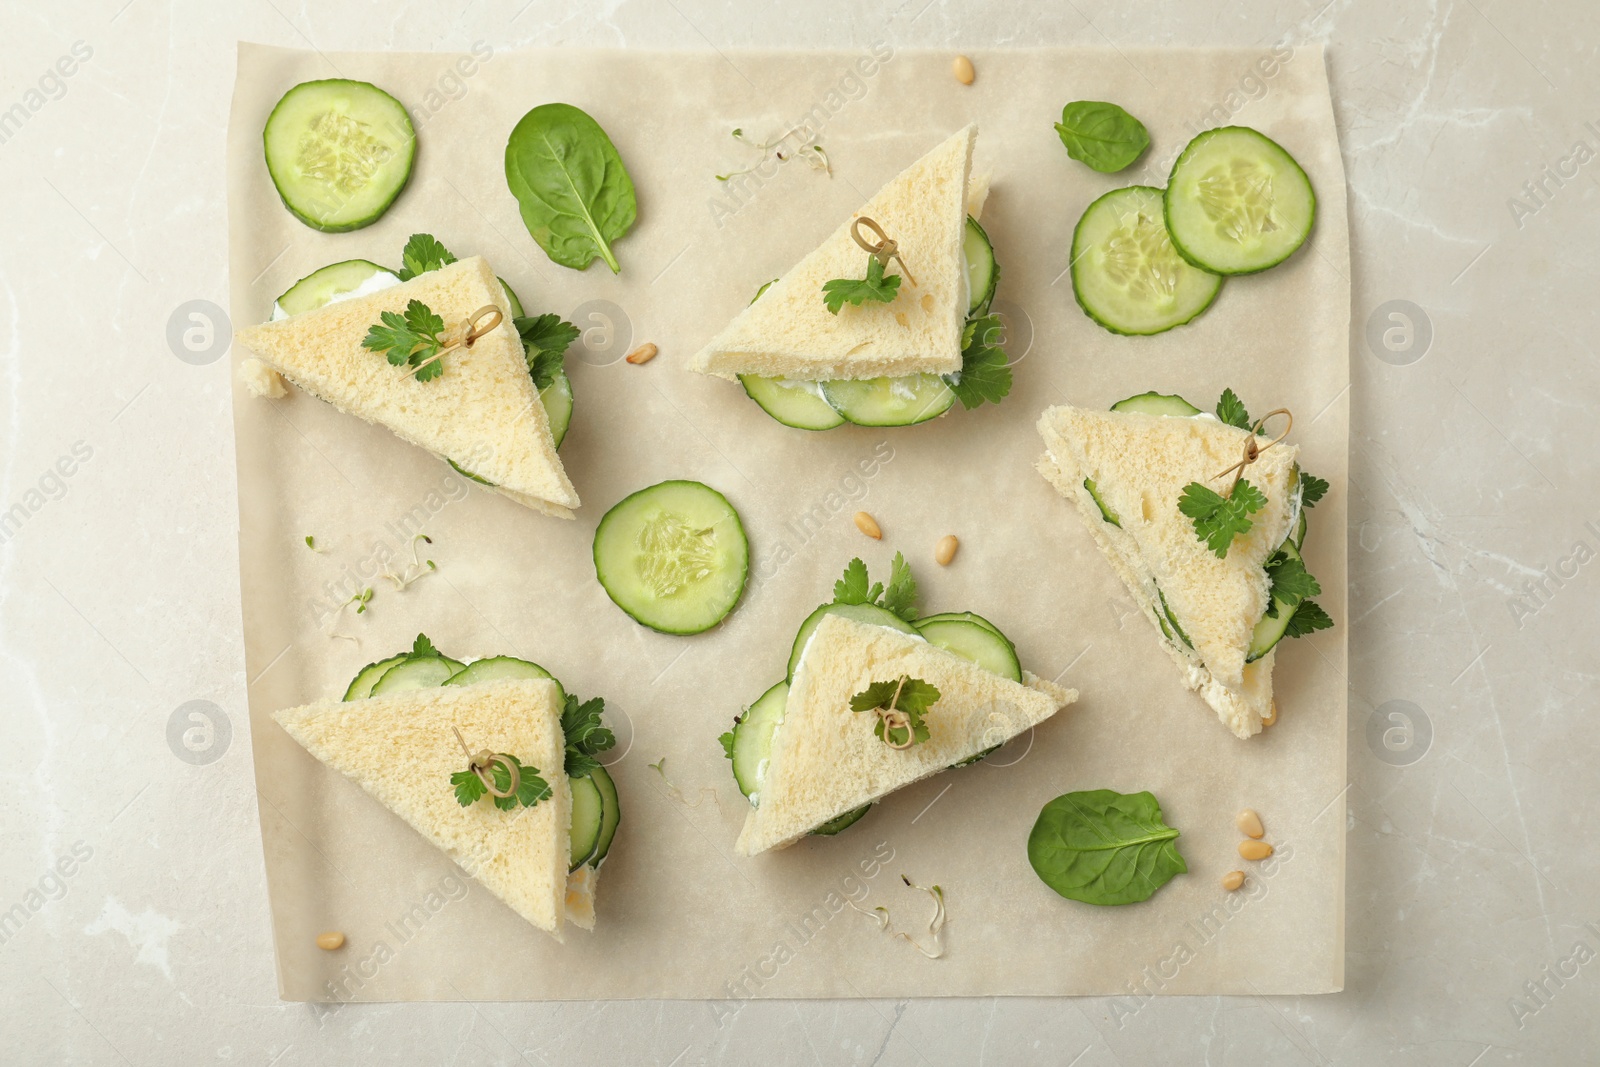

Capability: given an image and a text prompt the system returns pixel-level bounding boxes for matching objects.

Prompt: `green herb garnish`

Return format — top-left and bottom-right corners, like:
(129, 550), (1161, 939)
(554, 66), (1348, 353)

(1178, 479), (1266, 558)
(821, 255), (901, 314)
(360, 298), (450, 382)
(1215, 387), (1252, 430)
(1027, 789), (1186, 906)
(515, 313), (581, 389)
(451, 753), (552, 811)
(833, 552), (918, 622)
(1053, 101), (1150, 174)
(1299, 472), (1329, 508)
(717, 728), (737, 761)
(850, 674), (939, 748)
(561, 693), (615, 779)
(408, 633), (440, 658)
(1284, 598), (1334, 637)
(396, 233), (457, 280)
(1263, 552), (1321, 616)
(946, 313), (1012, 410)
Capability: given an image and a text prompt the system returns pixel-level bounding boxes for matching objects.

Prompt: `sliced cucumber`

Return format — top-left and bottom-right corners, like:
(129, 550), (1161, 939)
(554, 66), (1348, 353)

(447, 457), (496, 487)
(588, 765), (620, 866)
(342, 654), (409, 701)
(444, 656), (566, 703)
(911, 611), (1009, 640)
(811, 804), (872, 836)
(1109, 391), (1201, 417)
(540, 368), (574, 449)
(1070, 186), (1223, 336)
(821, 375), (956, 427)
(272, 259), (400, 320)
(964, 215), (999, 315)
(593, 480), (749, 635)
(263, 79), (415, 233)
(787, 602), (921, 680)
(1248, 536), (1304, 662)
(369, 655), (466, 694)
(1294, 509), (1308, 550)
(739, 375), (846, 431)
(1156, 588), (1193, 650)
(1083, 477), (1121, 527)
(568, 774), (605, 871)
(951, 745), (1001, 768)
(1165, 126), (1316, 275)
(913, 617), (1021, 681)
(500, 279), (525, 319)
(730, 680), (788, 800)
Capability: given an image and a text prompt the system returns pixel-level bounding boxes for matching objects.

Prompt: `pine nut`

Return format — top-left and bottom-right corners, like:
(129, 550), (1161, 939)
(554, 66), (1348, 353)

(1236, 809), (1264, 839)
(1221, 870), (1246, 891)
(935, 535), (959, 566)
(1237, 839), (1274, 861)
(625, 342), (658, 365)
(952, 55), (976, 85)
(853, 512), (882, 539)
(315, 931), (345, 951)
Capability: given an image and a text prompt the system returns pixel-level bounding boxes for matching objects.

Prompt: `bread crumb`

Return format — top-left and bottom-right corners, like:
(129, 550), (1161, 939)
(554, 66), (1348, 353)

(239, 358), (287, 399)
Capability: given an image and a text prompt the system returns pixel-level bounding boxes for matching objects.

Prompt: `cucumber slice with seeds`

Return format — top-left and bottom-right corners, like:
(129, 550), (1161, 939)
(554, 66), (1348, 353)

(787, 602), (920, 681)
(343, 654), (409, 701)
(964, 215), (998, 315)
(1109, 391), (1201, 417)
(1165, 126), (1316, 275)
(540, 368), (574, 449)
(913, 616), (1021, 682)
(588, 765), (621, 866)
(263, 79), (415, 233)
(739, 375), (846, 431)
(821, 375), (956, 427)
(568, 774), (604, 871)
(369, 655), (466, 694)
(272, 259), (400, 320)
(1071, 186), (1223, 336)
(593, 480), (749, 635)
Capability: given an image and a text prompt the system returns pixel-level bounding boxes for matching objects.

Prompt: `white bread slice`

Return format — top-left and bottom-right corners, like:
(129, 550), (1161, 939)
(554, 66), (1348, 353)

(1035, 405), (1300, 739)
(236, 257), (579, 519)
(273, 678), (573, 939)
(689, 126), (977, 382)
(737, 614), (1077, 856)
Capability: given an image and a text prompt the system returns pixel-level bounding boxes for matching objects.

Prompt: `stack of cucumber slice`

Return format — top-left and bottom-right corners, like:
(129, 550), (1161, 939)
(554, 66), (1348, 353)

(1071, 127), (1315, 336)
(720, 558), (1027, 839)
(738, 216), (999, 430)
(343, 641), (618, 872)
(266, 250), (575, 451)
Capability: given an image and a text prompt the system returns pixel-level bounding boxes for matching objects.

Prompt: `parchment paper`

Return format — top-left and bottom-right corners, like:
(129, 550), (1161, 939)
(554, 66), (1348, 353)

(228, 43), (1348, 1001)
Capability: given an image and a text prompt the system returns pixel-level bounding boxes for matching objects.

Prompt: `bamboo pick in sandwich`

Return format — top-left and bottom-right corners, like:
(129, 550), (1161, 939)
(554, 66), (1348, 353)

(1214, 408), (1293, 496)
(850, 216), (917, 288)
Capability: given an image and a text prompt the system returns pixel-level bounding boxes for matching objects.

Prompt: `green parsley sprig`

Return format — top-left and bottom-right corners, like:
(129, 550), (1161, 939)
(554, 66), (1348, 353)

(361, 298), (451, 382)
(1177, 479), (1266, 558)
(516, 314), (582, 390)
(561, 692), (616, 779)
(451, 753), (552, 811)
(833, 552), (918, 621)
(396, 233), (457, 280)
(946, 313), (1012, 410)
(850, 674), (940, 748)
(822, 255), (901, 314)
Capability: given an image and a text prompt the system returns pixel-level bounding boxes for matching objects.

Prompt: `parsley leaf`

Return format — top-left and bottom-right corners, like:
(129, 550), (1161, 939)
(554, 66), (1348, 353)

(1178, 479), (1267, 558)
(946, 313), (1012, 410)
(561, 693), (616, 780)
(1264, 552), (1322, 613)
(821, 255), (901, 314)
(410, 633), (441, 659)
(396, 233), (458, 281)
(718, 729), (736, 761)
(361, 299), (450, 383)
(850, 674), (940, 747)
(450, 754), (551, 811)
(881, 551), (918, 621)
(1216, 388), (1251, 430)
(1299, 472), (1329, 509)
(1283, 598), (1334, 637)
(833, 558), (877, 606)
(515, 314), (581, 390)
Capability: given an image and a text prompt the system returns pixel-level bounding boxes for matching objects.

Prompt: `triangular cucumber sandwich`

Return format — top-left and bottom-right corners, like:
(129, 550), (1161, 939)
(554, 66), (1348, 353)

(690, 124), (988, 384)
(235, 256), (579, 518)
(275, 678), (595, 939)
(736, 614), (1077, 856)
(1036, 390), (1334, 739)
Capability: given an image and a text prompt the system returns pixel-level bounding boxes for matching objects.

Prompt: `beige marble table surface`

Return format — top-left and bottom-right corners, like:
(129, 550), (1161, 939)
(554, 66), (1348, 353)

(3, 1), (1597, 1064)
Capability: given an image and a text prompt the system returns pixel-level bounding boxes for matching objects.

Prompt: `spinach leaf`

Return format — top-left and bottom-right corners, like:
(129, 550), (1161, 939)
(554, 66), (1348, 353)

(1027, 789), (1186, 905)
(505, 103), (637, 274)
(1053, 101), (1150, 174)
